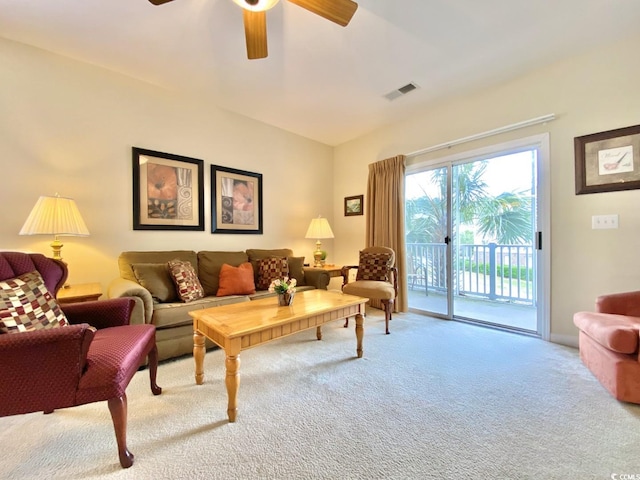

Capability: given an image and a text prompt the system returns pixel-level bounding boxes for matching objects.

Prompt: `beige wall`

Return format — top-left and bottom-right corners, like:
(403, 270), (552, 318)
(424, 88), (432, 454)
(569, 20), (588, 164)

(0, 38), (334, 289)
(332, 33), (640, 345)
(3, 33), (639, 346)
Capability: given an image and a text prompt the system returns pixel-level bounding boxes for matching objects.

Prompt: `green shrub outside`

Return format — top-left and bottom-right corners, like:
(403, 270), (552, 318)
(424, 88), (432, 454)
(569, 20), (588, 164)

(458, 259), (532, 280)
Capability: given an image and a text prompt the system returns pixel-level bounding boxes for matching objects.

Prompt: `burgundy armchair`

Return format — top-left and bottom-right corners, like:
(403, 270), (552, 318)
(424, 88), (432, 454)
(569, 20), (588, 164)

(0, 252), (161, 468)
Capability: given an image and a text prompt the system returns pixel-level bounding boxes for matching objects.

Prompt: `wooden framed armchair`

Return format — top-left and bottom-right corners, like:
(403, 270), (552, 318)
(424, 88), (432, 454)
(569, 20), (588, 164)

(0, 252), (161, 468)
(341, 246), (398, 334)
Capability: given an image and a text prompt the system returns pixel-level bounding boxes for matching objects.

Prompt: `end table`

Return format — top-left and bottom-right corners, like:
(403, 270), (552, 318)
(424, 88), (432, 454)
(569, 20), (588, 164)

(57, 282), (103, 304)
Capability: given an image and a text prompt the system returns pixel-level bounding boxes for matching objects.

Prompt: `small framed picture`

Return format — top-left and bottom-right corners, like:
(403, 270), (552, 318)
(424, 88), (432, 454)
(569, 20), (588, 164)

(211, 165), (263, 234)
(344, 194), (364, 216)
(575, 124), (640, 194)
(132, 147), (204, 231)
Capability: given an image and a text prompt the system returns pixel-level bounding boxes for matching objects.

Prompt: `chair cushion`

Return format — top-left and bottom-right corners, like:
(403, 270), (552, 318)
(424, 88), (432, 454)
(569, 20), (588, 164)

(131, 263), (177, 303)
(573, 312), (640, 354)
(256, 257), (289, 290)
(76, 324), (156, 405)
(217, 263), (256, 296)
(168, 259), (204, 303)
(343, 280), (396, 300)
(0, 271), (68, 334)
(356, 251), (393, 282)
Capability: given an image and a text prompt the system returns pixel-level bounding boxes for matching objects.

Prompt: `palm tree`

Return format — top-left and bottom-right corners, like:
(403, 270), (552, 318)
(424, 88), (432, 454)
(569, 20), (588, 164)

(405, 161), (532, 245)
(405, 161), (533, 289)
(476, 191), (532, 244)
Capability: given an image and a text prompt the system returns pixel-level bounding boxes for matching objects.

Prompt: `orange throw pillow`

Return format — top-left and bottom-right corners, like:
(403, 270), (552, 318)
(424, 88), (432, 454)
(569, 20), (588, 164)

(216, 263), (256, 296)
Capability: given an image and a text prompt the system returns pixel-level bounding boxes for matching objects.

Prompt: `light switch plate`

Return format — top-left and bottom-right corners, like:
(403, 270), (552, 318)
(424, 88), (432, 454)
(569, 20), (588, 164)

(592, 214), (619, 229)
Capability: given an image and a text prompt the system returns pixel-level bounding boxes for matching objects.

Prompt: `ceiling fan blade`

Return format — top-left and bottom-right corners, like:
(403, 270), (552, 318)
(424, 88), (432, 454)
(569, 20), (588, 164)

(148, 0), (175, 5)
(287, 0), (358, 27)
(243, 9), (268, 59)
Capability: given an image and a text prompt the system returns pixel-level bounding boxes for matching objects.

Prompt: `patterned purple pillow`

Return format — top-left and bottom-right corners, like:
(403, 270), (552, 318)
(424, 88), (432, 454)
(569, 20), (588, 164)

(168, 259), (204, 303)
(356, 251), (393, 282)
(0, 271), (68, 334)
(256, 257), (289, 291)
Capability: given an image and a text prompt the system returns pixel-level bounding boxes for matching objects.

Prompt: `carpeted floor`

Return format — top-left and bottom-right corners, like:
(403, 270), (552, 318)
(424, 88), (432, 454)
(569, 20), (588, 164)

(2, 309), (639, 480)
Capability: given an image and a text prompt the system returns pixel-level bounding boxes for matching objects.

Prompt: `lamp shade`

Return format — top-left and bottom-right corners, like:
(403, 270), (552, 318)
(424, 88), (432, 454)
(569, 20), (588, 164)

(19, 195), (90, 237)
(305, 216), (334, 239)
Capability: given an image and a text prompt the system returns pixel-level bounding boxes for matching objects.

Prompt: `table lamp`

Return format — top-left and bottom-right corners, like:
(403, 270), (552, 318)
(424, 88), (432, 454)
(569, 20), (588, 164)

(19, 194), (90, 261)
(305, 216), (334, 267)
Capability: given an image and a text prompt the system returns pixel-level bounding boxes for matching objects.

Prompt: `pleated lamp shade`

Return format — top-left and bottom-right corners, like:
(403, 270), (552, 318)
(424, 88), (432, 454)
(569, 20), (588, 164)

(19, 195), (90, 260)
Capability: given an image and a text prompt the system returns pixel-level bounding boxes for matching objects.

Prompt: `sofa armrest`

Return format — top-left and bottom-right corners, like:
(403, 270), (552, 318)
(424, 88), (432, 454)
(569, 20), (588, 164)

(62, 298), (135, 329)
(0, 324), (95, 415)
(596, 290), (640, 317)
(303, 267), (330, 290)
(108, 277), (153, 325)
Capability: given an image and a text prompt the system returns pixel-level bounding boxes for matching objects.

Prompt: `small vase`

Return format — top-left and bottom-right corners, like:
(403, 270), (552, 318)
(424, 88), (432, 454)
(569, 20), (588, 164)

(277, 291), (295, 306)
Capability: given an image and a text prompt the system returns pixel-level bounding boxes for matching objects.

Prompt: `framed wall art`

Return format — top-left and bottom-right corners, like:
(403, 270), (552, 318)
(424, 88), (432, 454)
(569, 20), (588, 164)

(344, 194), (364, 216)
(575, 124), (640, 194)
(132, 147), (205, 231)
(211, 165), (263, 234)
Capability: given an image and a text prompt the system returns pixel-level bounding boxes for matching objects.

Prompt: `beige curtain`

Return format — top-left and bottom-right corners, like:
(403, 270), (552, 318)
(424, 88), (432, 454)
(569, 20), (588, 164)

(365, 155), (408, 312)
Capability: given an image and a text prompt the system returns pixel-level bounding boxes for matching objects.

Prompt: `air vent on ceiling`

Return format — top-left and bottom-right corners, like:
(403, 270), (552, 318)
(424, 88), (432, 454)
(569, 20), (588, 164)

(383, 82), (419, 101)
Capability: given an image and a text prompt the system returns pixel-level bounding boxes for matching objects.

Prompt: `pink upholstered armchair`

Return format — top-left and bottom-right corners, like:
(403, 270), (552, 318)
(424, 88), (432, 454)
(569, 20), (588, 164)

(573, 290), (640, 404)
(0, 252), (161, 468)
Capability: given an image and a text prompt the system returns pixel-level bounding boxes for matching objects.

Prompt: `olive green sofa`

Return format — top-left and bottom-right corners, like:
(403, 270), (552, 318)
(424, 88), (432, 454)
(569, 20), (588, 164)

(108, 249), (330, 361)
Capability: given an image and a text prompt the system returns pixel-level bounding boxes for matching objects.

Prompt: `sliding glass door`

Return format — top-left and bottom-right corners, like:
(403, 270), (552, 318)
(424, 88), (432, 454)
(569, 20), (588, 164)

(406, 165), (451, 316)
(405, 137), (548, 336)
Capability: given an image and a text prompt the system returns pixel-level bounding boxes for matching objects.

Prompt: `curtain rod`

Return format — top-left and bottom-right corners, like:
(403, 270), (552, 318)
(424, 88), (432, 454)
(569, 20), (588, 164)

(405, 113), (556, 158)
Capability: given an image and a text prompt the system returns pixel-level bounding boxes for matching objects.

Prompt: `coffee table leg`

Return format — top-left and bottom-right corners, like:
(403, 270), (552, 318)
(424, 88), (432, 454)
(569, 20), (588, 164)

(225, 353), (240, 422)
(316, 326), (322, 340)
(355, 313), (364, 358)
(194, 331), (205, 385)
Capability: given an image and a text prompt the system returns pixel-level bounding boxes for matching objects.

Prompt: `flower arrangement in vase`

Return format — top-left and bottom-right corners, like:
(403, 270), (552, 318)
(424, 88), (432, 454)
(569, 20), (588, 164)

(269, 277), (297, 306)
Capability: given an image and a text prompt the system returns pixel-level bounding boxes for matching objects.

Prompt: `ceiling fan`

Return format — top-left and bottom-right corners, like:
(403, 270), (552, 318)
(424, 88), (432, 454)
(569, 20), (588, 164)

(147, 0), (359, 60)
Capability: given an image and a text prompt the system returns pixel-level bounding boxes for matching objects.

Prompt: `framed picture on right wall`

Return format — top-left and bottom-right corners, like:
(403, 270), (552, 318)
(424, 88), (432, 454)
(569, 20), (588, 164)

(574, 124), (640, 194)
(344, 194), (364, 216)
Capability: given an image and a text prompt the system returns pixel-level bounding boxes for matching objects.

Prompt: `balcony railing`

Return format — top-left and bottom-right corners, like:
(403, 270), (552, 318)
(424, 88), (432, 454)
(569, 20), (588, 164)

(406, 242), (535, 305)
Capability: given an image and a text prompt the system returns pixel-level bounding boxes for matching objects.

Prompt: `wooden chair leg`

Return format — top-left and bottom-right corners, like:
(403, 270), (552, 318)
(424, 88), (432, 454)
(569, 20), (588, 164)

(381, 299), (394, 334)
(108, 394), (134, 468)
(147, 344), (162, 396)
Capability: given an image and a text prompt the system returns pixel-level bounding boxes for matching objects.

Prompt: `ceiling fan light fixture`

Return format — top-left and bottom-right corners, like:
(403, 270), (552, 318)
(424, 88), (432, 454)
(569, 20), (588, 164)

(232, 0), (280, 12)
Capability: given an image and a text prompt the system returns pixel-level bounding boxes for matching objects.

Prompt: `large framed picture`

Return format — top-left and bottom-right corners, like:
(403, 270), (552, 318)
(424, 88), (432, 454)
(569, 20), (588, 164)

(132, 147), (205, 231)
(211, 165), (263, 234)
(575, 124), (640, 194)
(344, 194), (364, 216)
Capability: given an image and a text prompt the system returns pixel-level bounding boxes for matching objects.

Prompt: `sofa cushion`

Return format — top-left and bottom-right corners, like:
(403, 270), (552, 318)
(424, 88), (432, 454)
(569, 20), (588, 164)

(356, 251), (393, 282)
(256, 257), (289, 290)
(0, 271), (68, 334)
(246, 248), (293, 286)
(573, 312), (640, 354)
(287, 256), (306, 287)
(153, 295), (249, 329)
(217, 263), (256, 296)
(131, 263), (178, 303)
(168, 260), (204, 303)
(197, 251), (249, 297)
(119, 251), (197, 283)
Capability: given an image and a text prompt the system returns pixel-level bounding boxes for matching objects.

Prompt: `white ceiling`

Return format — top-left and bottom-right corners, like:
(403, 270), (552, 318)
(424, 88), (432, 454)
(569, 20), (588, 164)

(1, 0), (639, 146)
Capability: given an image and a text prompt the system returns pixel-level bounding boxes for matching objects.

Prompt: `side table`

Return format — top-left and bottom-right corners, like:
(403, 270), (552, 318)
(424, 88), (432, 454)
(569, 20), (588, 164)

(57, 282), (103, 304)
(318, 264), (345, 290)
(318, 264), (343, 278)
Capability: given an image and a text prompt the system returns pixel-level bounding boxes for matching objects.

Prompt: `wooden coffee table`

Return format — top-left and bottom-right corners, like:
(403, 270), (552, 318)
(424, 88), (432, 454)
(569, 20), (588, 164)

(189, 289), (368, 422)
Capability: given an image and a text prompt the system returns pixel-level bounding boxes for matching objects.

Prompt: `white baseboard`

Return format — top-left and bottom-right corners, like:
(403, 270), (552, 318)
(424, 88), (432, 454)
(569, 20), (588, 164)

(549, 333), (578, 348)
